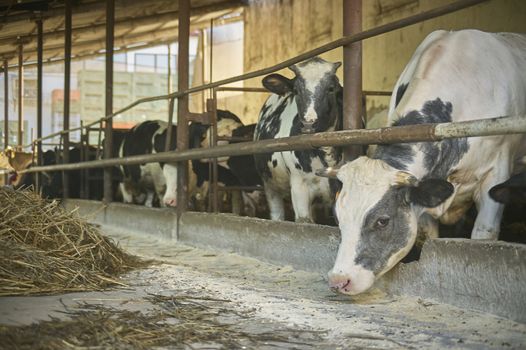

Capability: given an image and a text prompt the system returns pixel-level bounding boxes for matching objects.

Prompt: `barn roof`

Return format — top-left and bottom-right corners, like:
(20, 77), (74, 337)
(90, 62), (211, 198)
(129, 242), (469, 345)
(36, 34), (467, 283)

(0, 0), (245, 67)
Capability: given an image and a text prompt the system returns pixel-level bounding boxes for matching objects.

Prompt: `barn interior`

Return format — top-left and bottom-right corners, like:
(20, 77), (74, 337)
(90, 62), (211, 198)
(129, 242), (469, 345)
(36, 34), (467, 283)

(1, 0), (526, 348)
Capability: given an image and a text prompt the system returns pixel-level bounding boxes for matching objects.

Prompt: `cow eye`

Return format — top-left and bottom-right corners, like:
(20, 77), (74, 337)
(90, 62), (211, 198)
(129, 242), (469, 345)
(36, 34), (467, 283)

(375, 216), (390, 229)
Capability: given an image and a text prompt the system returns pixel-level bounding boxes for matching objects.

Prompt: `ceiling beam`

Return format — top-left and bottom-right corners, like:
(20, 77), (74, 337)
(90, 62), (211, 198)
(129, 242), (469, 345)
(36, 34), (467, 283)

(0, 1), (243, 45)
(0, 8), (242, 64)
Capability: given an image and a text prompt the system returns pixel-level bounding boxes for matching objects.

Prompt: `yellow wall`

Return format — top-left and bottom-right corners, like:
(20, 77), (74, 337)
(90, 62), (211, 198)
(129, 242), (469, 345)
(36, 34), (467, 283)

(240, 0), (526, 124)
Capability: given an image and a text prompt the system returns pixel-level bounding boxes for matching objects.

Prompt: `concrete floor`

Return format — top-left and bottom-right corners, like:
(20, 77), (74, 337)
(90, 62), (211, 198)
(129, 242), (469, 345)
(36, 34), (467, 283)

(1, 224), (525, 349)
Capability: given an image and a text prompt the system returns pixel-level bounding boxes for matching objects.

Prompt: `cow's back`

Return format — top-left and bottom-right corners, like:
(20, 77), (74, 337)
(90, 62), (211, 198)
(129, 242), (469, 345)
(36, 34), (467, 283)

(392, 30), (526, 124)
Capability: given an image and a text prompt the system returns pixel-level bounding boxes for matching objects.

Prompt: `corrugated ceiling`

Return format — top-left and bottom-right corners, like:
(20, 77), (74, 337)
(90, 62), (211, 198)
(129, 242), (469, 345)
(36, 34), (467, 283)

(0, 0), (245, 67)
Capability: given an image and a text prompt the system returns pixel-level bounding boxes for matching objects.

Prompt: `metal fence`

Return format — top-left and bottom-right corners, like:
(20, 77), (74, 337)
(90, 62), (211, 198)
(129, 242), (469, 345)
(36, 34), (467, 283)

(10, 0), (526, 221)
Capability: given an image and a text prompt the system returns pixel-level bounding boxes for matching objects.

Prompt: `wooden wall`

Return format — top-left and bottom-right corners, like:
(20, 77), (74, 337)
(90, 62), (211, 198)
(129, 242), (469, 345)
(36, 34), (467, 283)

(235, 0), (526, 124)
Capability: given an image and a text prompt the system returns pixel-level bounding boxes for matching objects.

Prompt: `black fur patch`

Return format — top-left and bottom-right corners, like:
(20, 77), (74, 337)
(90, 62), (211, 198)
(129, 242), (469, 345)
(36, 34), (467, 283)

(122, 121), (162, 181)
(272, 159), (278, 168)
(395, 83), (408, 107)
(254, 95), (293, 180)
(373, 98), (469, 176)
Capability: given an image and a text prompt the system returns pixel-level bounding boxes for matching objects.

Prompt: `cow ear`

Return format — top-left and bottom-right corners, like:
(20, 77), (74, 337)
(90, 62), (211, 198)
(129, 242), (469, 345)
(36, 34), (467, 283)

(489, 173), (526, 204)
(489, 185), (511, 204)
(262, 74), (294, 96)
(406, 179), (454, 208)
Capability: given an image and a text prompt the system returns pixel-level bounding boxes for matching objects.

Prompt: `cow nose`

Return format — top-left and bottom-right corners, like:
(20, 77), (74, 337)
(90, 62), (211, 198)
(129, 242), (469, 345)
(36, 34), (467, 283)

(301, 122), (315, 133)
(164, 198), (177, 207)
(328, 274), (352, 293)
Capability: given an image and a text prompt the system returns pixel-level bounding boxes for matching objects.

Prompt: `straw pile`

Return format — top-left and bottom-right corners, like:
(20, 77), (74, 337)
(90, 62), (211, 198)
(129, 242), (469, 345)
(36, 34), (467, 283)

(0, 294), (325, 349)
(0, 187), (146, 296)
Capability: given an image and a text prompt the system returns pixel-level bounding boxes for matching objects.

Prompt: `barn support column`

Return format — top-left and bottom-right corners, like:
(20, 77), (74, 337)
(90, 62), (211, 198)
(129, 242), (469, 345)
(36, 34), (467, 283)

(17, 43), (23, 150)
(165, 43), (174, 152)
(3, 59), (8, 150)
(35, 18), (43, 192)
(62, 0), (72, 199)
(342, 0), (363, 161)
(103, 0), (115, 203)
(176, 0), (191, 236)
(3, 59), (8, 185)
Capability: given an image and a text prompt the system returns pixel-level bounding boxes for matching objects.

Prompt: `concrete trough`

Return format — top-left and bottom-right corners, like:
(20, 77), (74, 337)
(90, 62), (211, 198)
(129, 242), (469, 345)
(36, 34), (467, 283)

(64, 199), (526, 323)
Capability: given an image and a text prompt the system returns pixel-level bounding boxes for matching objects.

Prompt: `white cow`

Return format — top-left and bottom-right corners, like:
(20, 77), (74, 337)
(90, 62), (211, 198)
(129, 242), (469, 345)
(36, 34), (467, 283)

(324, 29), (526, 295)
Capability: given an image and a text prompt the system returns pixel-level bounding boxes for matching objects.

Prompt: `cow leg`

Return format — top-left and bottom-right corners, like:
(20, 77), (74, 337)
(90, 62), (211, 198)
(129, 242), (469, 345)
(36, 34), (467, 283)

(120, 182), (133, 204)
(290, 177), (313, 223)
(144, 190), (155, 208)
(264, 184), (285, 221)
(471, 159), (510, 240)
(242, 191), (257, 217)
(231, 190), (243, 215)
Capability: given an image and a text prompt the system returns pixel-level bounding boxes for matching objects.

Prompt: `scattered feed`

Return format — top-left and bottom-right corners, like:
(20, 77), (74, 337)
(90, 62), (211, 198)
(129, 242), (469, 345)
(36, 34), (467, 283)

(0, 187), (147, 296)
(0, 293), (326, 349)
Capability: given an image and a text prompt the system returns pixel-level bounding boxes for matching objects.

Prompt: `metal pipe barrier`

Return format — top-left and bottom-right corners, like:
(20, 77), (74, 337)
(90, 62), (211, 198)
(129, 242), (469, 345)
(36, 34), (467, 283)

(21, 0), (488, 149)
(18, 116), (526, 174)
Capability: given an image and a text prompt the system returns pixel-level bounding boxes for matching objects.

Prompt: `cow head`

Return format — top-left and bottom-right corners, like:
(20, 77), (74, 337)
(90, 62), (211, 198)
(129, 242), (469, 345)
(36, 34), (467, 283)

(322, 157), (453, 295)
(262, 57), (342, 134)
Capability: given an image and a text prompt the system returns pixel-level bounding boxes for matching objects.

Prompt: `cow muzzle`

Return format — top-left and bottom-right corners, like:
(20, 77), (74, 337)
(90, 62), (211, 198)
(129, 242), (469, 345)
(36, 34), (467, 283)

(164, 197), (177, 207)
(328, 266), (375, 295)
(301, 121), (315, 134)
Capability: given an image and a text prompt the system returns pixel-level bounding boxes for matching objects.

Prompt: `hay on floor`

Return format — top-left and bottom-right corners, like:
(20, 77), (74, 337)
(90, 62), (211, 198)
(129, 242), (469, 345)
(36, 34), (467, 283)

(0, 294), (325, 349)
(0, 187), (146, 296)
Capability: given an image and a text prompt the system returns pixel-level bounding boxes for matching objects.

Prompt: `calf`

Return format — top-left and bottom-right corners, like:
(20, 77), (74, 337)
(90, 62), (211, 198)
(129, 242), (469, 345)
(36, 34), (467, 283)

(254, 57), (342, 223)
(323, 30), (526, 295)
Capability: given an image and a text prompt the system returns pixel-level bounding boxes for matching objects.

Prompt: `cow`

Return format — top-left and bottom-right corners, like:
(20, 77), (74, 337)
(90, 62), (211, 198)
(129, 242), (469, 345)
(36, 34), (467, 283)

(254, 57), (343, 223)
(321, 30), (526, 295)
(118, 120), (171, 206)
(118, 110), (246, 209)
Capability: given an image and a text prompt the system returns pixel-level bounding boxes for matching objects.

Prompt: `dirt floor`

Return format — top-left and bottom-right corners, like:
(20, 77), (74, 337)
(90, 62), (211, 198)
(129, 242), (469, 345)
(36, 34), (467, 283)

(1, 225), (525, 349)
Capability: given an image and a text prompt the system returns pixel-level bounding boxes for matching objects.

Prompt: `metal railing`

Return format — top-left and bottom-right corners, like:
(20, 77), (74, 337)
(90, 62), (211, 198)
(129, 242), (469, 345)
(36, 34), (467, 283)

(14, 0), (523, 217)
(19, 116), (526, 173)
(21, 0), (489, 150)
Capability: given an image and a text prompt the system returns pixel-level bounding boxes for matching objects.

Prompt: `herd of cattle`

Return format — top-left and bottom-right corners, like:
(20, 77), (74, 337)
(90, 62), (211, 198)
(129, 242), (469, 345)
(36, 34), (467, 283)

(4, 29), (526, 295)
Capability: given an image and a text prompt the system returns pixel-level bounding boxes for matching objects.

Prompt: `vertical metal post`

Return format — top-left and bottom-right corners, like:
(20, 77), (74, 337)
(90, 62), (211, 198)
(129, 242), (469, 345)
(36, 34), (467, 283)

(3, 59), (8, 150)
(165, 97), (175, 152)
(165, 44), (174, 152)
(209, 18), (213, 85)
(176, 0), (190, 226)
(79, 121), (87, 199)
(210, 91), (218, 213)
(103, 0), (115, 203)
(36, 18), (43, 192)
(343, 0), (363, 161)
(3, 59), (8, 185)
(62, 0), (72, 199)
(17, 43), (23, 150)
(167, 44), (172, 95)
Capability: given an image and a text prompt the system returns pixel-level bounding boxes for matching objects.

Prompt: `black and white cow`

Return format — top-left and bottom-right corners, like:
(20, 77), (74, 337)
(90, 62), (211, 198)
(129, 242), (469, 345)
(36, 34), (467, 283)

(118, 120), (174, 207)
(254, 57), (342, 223)
(323, 30), (526, 295)
(118, 110), (246, 208)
